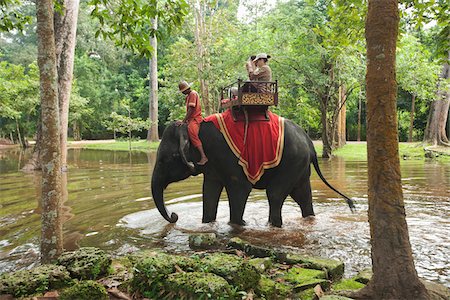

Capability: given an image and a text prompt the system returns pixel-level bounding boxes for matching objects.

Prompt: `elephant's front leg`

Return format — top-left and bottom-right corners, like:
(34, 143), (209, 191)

(202, 176), (224, 223)
(225, 183), (252, 226)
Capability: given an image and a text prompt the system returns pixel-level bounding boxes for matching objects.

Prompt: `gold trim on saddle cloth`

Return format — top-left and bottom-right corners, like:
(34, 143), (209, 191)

(214, 113), (285, 184)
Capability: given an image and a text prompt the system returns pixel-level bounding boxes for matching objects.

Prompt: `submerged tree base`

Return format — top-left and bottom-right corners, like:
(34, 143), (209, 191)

(0, 240), (448, 299)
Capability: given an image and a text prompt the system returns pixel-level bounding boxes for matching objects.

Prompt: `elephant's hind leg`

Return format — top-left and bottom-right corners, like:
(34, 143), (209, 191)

(225, 183), (252, 226)
(202, 176), (223, 223)
(290, 179), (315, 217)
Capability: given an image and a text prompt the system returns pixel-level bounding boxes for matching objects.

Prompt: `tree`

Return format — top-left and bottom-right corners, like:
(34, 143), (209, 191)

(147, 17), (159, 141)
(423, 56), (449, 146)
(353, 1), (430, 298)
(35, 0), (63, 263)
(54, 0), (80, 170)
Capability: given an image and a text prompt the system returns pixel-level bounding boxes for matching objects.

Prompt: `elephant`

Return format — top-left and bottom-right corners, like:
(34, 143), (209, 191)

(151, 119), (355, 227)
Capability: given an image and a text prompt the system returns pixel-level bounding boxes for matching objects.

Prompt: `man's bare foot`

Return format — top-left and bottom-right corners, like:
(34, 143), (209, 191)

(197, 157), (208, 165)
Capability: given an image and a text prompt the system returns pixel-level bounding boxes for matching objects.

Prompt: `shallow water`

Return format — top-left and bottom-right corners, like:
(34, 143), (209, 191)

(0, 148), (449, 287)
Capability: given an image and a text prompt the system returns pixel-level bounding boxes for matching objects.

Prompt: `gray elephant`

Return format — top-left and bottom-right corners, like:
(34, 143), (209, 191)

(151, 119), (354, 227)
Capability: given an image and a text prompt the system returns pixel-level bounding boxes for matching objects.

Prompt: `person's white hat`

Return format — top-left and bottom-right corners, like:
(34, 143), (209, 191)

(253, 53), (271, 61)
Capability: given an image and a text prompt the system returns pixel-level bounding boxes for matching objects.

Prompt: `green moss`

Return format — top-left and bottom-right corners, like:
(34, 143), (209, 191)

(352, 268), (372, 284)
(332, 279), (365, 291)
(130, 252), (199, 296)
(59, 280), (108, 300)
(248, 257), (273, 272)
(283, 267), (329, 291)
(285, 254), (344, 280)
(57, 247), (111, 280)
(201, 253), (260, 290)
(164, 272), (232, 299)
(297, 288), (316, 300)
(257, 275), (292, 300)
(0, 264), (71, 297)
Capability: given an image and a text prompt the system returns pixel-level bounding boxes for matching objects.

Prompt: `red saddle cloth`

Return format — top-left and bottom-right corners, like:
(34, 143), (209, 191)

(204, 109), (285, 184)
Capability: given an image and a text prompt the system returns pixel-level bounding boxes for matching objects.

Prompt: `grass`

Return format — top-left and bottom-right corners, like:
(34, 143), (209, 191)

(75, 139), (449, 162)
(79, 140), (160, 152)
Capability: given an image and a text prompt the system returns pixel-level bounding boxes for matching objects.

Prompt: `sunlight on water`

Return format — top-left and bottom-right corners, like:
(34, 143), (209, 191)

(0, 148), (448, 287)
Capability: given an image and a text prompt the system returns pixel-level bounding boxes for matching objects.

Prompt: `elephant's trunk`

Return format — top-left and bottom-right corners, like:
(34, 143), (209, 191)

(151, 171), (178, 223)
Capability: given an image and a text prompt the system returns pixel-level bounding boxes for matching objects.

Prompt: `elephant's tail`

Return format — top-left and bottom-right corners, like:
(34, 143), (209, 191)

(311, 153), (356, 212)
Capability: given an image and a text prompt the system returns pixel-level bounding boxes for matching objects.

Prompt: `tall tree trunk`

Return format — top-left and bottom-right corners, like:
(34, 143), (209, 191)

(147, 17), (159, 142)
(15, 119), (23, 148)
(36, 0), (63, 264)
(54, 0), (80, 171)
(320, 94), (332, 158)
(334, 85), (347, 148)
(357, 89), (362, 141)
(423, 58), (450, 146)
(408, 93), (416, 142)
(193, 0), (211, 116)
(353, 1), (430, 299)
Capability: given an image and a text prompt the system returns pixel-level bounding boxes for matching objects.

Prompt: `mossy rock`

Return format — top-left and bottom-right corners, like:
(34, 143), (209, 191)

(297, 288), (316, 300)
(248, 257), (273, 273)
(227, 237), (283, 259)
(0, 264), (71, 297)
(57, 247), (111, 280)
(257, 275), (292, 300)
(283, 267), (329, 291)
(188, 233), (218, 250)
(164, 272), (232, 299)
(285, 253), (344, 280)
(352, 268), (372, 284)
(130, 252), (199, 295)
(59, 280), (108, 300)
(331, 279), (365, 291)
(201, 253), (260, 290)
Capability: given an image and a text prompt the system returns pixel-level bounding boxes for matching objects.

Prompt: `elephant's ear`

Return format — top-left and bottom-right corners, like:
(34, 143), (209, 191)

(178, 125), (195, 171)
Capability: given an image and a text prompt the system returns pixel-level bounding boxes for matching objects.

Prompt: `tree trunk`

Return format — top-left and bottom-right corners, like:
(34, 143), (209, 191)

(408, 93), (416, 142)
(193, 0), (211, 116)
(15, 119), (23, 148)
(334, 85), (347, 148)
(54, 0), (80, 171)
(36, 0), (63, 264)
(147, 17), (159, 142)
(352, 1), (430, 299)
(357, 89), (362, 141)
(423, 58), (450, 146)
(320, 94), (332, 158)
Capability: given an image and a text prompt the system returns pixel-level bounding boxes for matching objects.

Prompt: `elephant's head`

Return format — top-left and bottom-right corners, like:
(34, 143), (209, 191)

(151, 122), (200, 223)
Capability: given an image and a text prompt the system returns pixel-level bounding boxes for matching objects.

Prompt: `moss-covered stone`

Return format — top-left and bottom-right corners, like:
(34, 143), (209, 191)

(164, 272), (232, 299)
(422, 280), (450, 300)
(227, 237), (283, 259)
(297, 288), (316, 300)
(331, 279), (365, 291)
(130, 252), (199, 296)
(285, 254), (344, 280)
(0, 264), (71, 297)
(201, 253), (260, 290)
(248, 257), (272, 273)
(188, 233), (218, 249)
(257, 275), (292, 300)
(57, 247), (111, 280)
(59, 280), (108, 300)
(352, 268), (372, 284)
(283, 267), (329, 291)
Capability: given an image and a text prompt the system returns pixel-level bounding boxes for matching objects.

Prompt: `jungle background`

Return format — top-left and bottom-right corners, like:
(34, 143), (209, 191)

(1, 0), (448, 158)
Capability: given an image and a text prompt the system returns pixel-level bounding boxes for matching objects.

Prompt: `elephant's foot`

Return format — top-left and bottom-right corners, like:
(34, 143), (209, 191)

(202, 216), (216, 223)
(229, 219), (246, 226)
(269, 216), (282, 228)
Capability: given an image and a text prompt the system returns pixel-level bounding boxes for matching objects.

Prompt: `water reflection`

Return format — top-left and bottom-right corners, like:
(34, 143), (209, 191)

(0, 149), (448, 287)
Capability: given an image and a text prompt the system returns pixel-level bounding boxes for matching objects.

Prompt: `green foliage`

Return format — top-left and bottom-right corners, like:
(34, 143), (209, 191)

(0, 0), (32, 32)
(56, 247), (112, 280)
(89, 0), (189, 57)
